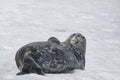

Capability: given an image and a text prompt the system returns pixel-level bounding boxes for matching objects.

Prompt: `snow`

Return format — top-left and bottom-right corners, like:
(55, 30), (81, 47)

(0, 0), (120, 80)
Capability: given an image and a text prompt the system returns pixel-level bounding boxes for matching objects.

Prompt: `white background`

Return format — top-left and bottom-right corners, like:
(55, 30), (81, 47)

(0, 0), (120, 80)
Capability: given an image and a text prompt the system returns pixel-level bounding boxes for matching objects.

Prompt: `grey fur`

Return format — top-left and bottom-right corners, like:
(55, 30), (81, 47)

(15, 33), (86, 75)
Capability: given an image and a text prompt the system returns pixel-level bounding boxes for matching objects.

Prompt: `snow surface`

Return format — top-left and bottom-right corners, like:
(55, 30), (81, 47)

(0, 0), (120, 80)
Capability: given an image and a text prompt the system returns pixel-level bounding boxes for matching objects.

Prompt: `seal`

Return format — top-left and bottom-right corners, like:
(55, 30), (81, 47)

(15, 33), (86, 75)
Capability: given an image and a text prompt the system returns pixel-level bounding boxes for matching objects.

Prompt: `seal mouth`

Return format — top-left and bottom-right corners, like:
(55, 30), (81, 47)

(71, 39), (77, 43)
(70, 39), (83, 45)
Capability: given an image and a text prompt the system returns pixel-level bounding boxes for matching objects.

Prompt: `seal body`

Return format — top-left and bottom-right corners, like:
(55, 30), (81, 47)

(15, 34), (86, 75)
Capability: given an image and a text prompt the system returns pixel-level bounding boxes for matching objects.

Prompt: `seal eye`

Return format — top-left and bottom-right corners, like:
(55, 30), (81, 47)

(82, 36), (85, 39)
(70, 34), (76, 38)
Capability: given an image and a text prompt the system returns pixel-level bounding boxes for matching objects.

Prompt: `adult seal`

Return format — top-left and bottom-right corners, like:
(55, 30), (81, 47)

(15, 33), (86, 75)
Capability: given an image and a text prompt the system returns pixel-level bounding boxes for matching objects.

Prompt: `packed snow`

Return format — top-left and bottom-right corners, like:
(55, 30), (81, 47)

(0, 0), (120, 80)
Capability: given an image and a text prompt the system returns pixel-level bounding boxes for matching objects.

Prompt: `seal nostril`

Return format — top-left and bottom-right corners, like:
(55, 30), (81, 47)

(76, 41), (78, 44)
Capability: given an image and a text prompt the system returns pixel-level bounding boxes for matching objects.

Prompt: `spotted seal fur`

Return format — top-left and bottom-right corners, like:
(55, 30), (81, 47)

(15, 33), (86, 75)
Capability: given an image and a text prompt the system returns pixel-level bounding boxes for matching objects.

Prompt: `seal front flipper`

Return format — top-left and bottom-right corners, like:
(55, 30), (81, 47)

(16, 71), (26, 75)
(48, 37), (60, 44)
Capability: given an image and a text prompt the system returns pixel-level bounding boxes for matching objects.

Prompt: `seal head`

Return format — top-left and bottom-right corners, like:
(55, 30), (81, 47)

(64, 33), (86, 70)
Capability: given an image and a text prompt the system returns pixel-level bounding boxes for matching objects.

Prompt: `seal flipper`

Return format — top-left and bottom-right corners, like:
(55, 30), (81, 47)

(17, 55), (44, 75)
(16, 71), (25, 75)
(48, 37), (60, 44)
(16, 66), (30, 75)
(34, 67), (44, 75)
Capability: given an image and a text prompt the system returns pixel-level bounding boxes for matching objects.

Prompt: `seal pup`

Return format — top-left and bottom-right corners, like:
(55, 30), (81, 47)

(63, 33), (86, 70)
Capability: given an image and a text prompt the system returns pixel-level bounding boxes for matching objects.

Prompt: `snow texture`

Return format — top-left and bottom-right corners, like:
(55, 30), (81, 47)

(0, 0), (120, 80)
